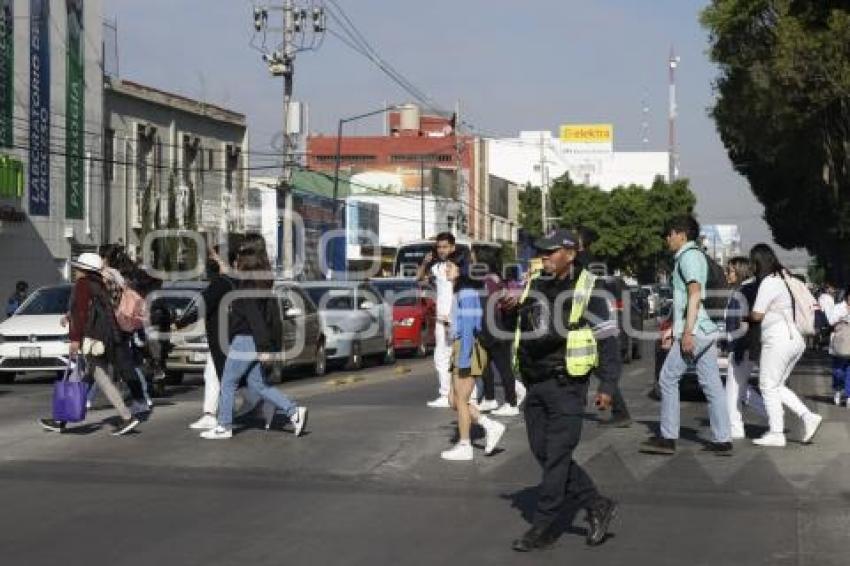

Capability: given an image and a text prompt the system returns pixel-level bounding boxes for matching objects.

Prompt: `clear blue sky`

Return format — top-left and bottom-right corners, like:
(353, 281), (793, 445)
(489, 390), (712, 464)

(106, 0), (808, 266)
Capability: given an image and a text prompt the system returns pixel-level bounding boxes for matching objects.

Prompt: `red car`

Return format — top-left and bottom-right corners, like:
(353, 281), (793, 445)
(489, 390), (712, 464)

(370, 278), (436, 357)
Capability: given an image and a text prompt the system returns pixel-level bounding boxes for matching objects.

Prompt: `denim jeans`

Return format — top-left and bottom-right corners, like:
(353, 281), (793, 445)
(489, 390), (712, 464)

(832, 357), (850, 396)
(659, 332), (731, 442)
(217, 335), (297, 429)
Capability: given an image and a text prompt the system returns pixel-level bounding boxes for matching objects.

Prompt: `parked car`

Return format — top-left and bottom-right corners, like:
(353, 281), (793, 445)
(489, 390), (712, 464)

(155, 281), (208, 383)
(369, 277), (436, 357)
(300, 281), (394, 370)
(0, 284), (71, 383)
(629, 286), (651, 319)
(599, 276), (644, 364)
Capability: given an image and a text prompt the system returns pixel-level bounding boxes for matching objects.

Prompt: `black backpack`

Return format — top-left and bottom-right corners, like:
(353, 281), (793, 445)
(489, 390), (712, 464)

(84, 280), (121, 352)
(675, 248), (729, 324)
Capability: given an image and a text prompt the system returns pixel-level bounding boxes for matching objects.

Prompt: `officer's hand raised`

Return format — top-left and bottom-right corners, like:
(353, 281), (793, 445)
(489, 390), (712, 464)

(594, 392), (612, 411)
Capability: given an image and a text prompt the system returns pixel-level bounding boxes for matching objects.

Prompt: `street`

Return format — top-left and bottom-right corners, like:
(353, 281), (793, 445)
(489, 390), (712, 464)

(0, 340), (848, 566)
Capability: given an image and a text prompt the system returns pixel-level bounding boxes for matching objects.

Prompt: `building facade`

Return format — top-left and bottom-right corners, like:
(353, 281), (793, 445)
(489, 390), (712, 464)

(488, 130), (670, 191)
(103, 77), (249, 258)
(0, 0), (105, 297)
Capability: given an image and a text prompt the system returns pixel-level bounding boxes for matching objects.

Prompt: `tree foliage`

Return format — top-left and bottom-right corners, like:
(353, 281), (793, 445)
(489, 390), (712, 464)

(518, 184), (543, 238)
(701, 0), (850, 282)
(547, 176), (695, 281)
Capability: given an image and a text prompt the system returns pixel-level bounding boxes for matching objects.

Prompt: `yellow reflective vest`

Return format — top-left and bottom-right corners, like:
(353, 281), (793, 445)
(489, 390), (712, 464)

(512, 268), (599, 378)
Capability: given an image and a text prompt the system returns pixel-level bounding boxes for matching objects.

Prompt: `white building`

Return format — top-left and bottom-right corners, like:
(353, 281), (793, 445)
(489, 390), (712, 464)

(346, 194), (461, 250)
(700, 224), (742, 265)
(487, 130), (669, 191)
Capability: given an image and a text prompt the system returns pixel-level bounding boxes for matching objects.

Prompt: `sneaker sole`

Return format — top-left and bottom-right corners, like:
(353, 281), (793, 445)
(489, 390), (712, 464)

(588, 503), (618, 546)
(112, 420), (140, 436)
(38, 420), (64, 433)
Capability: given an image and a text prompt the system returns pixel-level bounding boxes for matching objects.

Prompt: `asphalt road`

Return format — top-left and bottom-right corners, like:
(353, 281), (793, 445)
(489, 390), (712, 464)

(0, 338), (848, 566)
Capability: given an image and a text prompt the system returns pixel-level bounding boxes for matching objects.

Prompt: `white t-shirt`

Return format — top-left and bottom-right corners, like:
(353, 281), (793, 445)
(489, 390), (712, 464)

(431, 261), (454, 319)
(819, 293), (836, 321)
(753, 275), (793, 331)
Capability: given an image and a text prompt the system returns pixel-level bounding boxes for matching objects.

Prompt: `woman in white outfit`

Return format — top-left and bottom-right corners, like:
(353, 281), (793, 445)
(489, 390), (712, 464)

(723, 257), (766, 439)
(748, 244), (823, 447)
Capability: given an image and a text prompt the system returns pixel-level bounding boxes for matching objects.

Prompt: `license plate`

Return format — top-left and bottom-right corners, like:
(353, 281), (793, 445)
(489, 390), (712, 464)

(19, 347), (41, 359)
(191, 352), (207, 363)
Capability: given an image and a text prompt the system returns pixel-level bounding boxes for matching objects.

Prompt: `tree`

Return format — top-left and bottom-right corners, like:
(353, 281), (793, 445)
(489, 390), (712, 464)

(701, 1), (850, 283)
(518, 184), (543, 238)
(548, 175), (696, 281)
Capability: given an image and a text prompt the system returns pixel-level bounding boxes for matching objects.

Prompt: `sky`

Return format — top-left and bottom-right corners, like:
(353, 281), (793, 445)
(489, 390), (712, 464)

(105, 0), (809, 267)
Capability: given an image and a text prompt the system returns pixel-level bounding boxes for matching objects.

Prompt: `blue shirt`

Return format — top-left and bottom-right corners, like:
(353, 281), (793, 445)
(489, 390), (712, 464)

(451, 288), (482, 370)
(672, 242), (717, 337)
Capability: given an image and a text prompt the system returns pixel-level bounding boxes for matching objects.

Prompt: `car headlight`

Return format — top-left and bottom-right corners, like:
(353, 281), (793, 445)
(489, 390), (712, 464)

(394, 318), (415, 327)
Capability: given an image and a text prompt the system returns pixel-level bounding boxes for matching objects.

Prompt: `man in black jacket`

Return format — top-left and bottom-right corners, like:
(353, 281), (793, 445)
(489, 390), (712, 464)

(503, 229), (621, 552)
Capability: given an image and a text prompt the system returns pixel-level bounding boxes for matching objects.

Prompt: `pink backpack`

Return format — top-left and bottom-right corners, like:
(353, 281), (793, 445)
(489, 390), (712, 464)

(116, 288), (146, 332)
(781, 272), (818, 336)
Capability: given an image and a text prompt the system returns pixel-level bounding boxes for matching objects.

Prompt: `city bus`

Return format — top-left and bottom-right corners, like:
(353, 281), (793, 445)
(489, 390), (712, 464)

(393, 238), (503, 278)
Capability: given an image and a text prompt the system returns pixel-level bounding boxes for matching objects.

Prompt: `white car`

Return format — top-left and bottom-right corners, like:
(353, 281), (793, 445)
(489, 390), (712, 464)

(0, 284), (72, 383)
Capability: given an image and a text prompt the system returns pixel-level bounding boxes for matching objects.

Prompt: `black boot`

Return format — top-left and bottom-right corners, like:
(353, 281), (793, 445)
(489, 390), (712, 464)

(511, 525), (557, 552)
(586, 497), (618, 546)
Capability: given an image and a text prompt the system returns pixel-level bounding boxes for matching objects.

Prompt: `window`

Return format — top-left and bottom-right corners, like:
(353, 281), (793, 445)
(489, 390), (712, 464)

(314, 154), (376, 163)
(389, 154), (452, 163)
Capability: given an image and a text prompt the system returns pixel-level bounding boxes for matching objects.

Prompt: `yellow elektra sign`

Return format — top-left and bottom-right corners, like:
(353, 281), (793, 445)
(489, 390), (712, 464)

(559, 124), (613, 144)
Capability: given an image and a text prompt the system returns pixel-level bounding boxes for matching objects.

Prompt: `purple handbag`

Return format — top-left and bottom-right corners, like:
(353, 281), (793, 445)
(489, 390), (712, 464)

(52, 359), (88, 423)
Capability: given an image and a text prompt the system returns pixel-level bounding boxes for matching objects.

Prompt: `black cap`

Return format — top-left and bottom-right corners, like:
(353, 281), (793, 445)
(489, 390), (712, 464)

(533, 228), (579, 252)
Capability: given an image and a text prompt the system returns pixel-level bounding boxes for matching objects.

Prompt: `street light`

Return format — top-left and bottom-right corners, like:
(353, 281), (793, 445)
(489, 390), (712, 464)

(330, 105), (402, 278)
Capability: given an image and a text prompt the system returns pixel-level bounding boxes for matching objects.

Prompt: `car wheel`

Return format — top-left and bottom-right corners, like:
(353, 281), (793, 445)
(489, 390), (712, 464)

(164, 371), (184, 385)
(313, 340), (327, 377)
(0, 372), (16, 384)
(346, 342), (363, 371)
(382, 340), (396, 365)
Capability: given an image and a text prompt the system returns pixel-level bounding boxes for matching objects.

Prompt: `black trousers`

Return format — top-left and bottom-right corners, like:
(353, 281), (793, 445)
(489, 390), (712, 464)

(524, 378), (600, 529)
(611, 384), (630, 419)
(481, 338), (519, 405)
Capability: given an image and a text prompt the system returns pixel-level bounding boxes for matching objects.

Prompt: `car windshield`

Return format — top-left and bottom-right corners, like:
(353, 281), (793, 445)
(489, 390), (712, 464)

(370, 281), (420, 306)
(306, 287), (356, 310)
(17, 287), (71, 315)
(152, 289), (200, 317)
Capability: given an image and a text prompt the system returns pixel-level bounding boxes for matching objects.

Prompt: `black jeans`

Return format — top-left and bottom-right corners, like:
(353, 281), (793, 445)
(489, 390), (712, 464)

(524, 378), (600, 529)
(481, 338), (519, 405)
(611, 384), (630, 419)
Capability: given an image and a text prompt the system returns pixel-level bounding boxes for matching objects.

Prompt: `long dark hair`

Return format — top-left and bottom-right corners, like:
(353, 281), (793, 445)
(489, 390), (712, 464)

(236, 235), (273, 290)
(448, 250), (481, 293)
(749, 243), (783, 281)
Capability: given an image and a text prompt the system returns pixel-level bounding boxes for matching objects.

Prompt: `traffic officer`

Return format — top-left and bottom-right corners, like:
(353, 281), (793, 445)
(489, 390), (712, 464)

(503, 229), (621, 552)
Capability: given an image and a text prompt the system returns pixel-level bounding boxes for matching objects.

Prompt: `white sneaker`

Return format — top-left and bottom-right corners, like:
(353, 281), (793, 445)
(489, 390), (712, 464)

(483, 419), (506, 455)
(291, 407), (308, 437)
(492, 404), (520, 417)
(440, 443), (473, 461)
(86, 400), (92, 410)
(753, 432), (786, 447)
(200, 425), (232, 440)
(189, 414), (218, 430)
(478, 399), (499, 412)
(802, 413), (823, 444)
(834, 391), (843, 406)
(427, 396), (450, 408)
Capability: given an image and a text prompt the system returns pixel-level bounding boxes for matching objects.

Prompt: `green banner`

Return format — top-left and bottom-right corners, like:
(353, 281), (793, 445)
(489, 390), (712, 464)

(65, 0), (84, 218)
(0, 0), (13, 148)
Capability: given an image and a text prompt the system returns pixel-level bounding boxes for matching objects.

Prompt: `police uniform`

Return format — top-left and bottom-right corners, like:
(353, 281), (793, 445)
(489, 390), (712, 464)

(508, 230), (621, 550)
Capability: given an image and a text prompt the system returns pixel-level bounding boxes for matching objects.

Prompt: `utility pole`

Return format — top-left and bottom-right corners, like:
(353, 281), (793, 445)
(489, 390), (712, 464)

(668, 46), (680, 183)
(539, 132), (549, 234)
(420, 159), (425, 239)
(251, 2), (325, 275)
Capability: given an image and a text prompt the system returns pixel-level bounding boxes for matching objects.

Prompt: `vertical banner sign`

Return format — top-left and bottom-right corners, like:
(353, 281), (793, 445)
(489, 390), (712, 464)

(28, 0), (50, 216)
(66, 0), (84, 218)
(0, 0), (13, 148)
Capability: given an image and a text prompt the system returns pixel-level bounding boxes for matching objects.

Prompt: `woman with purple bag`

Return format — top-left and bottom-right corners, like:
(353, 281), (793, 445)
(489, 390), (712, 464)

(38, 253), (141, 436)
